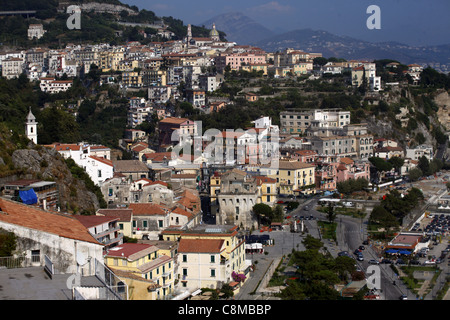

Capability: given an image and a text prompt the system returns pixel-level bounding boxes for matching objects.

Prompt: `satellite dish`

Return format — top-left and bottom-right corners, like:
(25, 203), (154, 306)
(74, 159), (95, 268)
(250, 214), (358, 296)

(76, 252), (87, 265)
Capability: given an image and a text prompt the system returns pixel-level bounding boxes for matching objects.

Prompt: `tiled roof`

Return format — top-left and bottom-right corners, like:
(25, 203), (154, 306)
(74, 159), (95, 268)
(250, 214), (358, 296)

(113, 160), (149, 172)
(89, 155), (113, 167)
(278, 160), (314, 170)
(74, 215), (119, 228)
(171, 206), (193, 220)
(105, 243), (157, 260)
(255, 176), (277, 185)
(128, 203), (169, 216)
(0, 198), (100, 245)
(340, 157), (354, 165)
(178, 238), (225, 254)
(96, 209), (133, 222)
(159, 117), (188, 124)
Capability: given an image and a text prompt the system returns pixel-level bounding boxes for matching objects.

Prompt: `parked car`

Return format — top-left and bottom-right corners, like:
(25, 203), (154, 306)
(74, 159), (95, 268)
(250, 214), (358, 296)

(381, 259), (392, 264)
(359, 245), (365, 251)
(368, 259), (379, 265)
(396, 259), (406, 265)
(357, 254), (364, 261)
(399, 294), (408, 300)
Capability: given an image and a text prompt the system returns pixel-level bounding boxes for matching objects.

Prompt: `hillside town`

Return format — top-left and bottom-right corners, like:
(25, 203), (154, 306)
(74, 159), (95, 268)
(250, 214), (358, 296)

(0, 2), (449, 303)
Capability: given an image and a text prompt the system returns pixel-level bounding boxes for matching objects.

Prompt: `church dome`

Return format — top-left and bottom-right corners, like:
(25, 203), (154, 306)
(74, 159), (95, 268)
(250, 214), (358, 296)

(209, 23), (220, 40)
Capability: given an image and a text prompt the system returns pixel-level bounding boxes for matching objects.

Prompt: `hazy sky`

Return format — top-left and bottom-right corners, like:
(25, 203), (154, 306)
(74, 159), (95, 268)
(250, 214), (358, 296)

(125, 0), (450, 46)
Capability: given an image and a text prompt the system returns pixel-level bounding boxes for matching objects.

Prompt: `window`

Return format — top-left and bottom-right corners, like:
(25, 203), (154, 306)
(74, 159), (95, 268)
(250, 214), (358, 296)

(210, 255), (215, 263)
(31, 250), (40, 263)
(210, 269), (216, 277)
(182, 255), (187, 262)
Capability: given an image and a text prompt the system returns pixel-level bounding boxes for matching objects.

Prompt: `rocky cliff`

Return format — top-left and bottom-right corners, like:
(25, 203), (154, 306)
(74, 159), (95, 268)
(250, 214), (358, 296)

(0, 123), (100, 214)
(10, 147), (100, 214)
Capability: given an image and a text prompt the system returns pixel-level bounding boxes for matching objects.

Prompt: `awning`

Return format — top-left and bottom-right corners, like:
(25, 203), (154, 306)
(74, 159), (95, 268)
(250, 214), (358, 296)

(19, 189), (38, 205)
(399, 250), (411, 255)
(385, 249), (399, 254)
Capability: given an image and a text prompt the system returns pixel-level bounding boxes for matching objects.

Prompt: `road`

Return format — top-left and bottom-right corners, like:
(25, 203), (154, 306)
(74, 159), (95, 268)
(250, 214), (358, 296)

(232, 192), (448, 300)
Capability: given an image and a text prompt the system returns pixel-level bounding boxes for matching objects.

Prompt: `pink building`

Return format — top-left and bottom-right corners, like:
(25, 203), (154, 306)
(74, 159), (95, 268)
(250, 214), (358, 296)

(292, 150), (318, 163)
(336, 157), (370, 183)
(314, 156), (338, 191)
(215, 53), (266, 72)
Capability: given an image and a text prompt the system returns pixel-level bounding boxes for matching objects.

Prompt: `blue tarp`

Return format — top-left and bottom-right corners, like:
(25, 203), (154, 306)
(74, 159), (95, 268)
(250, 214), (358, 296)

(19, 189), (38, 205)
(399, 250), (411, 255)
(385, 249), (399, 254)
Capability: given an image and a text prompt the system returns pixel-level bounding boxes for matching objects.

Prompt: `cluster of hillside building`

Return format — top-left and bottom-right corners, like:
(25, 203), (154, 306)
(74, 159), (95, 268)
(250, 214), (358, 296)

(0, 21), (437, 300)
(9, 104), (434, 300)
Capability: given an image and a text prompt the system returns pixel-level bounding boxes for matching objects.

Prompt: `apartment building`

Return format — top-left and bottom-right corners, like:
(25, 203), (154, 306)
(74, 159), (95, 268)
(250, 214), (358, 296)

(261, 160), (315, 196)
(280, 109), (351, 134)
(75, 215), (123, 250)
(104, 243), (175, 300)
(2, 57), (24, 79)
(174, 224), (247, 293)
(215, 53), (266, 72)
(406, 145), (433, 161)
(39, 77), (73, 93)
(351, 62), (381, 92)
(158, 117), (198, 147)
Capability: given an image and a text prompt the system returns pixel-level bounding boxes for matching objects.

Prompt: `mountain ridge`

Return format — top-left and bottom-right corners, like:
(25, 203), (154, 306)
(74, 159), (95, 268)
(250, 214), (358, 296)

(201, 11), (275, 45)
(254, 27), (450, 66)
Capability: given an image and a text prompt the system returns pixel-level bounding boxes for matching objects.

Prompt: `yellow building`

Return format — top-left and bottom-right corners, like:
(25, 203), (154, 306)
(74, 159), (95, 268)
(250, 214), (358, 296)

(292, 62), (310, 75)
(255, 176), (277, 205)
(104, 243), (175, 300)
(99, 50), (125, 72)
(162, 225), (248, 293)
(96, 208), (133, 238)
(240, 63), (268, 75)
(209, 172), (222, 204)
(267, 160), (315, 196)
(117, 59), (140, 72)
(122, 71), (143, 88)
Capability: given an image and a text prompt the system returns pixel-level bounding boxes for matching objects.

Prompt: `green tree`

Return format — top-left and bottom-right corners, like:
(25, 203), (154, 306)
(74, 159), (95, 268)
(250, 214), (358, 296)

(370, 205), (399, 229)
(252, 203), (272, 225)
(369, 157), (393, 173)
(0, 230), (17, 257)
(418, 156), (430, 176)
(326, 203), (336, 224)
(388, 157), (404, 174)
(408, 167), (423, 181)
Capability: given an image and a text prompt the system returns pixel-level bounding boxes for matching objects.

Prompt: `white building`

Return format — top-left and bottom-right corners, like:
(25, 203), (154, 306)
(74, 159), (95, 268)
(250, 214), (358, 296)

(39, 77), (73, 94)
(27, 24), (46, 40)
(0, 197), (104, 276)
(177, 238), (228, 291)
(406, 145), (433, 161)
(50, 143), (113, 185)
(2, 57), (24, 79)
